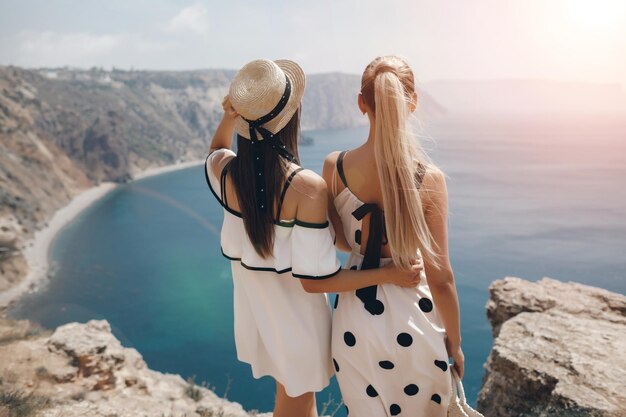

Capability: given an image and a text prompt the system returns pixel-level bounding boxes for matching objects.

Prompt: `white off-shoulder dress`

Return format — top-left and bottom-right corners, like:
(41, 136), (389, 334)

(205, 149), (340, 397)
(331, 151), (452, 416)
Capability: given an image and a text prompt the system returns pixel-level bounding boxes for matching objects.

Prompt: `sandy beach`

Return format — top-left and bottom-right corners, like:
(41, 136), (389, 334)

(0, 159), (205, 310)
(132, 159), (205, 181)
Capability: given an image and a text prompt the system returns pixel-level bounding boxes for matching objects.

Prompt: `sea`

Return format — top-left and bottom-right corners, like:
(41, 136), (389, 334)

(8, 115), (626, 415)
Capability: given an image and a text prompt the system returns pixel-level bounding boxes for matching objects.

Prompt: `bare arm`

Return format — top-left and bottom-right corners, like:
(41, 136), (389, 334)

(210, 96), (238, 152)
(207, 96), (239, 176)
(294, 172), (421, 293)
(422, 169), (464, 378)
(322, 152), (351, 253)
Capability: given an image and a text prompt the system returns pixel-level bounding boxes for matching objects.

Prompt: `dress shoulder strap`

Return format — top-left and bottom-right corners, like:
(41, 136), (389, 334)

(276, 167), (304, 220)
(336, 150), (349, 188)
(220, 159), (234, 207)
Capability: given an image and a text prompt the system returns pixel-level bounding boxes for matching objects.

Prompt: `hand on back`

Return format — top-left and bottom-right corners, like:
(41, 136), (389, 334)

(382, 258), (423, 288)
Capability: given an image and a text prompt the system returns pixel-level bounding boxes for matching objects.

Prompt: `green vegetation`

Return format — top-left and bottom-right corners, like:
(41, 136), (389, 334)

(184, 375), (205, 402)
(0, 389), (51, 417)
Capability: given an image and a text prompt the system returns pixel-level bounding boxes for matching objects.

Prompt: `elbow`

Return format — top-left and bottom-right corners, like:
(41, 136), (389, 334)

(427, 267), (456, 291)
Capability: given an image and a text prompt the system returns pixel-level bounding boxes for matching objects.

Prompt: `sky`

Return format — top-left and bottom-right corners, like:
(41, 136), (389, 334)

(1, 0), (625, 86)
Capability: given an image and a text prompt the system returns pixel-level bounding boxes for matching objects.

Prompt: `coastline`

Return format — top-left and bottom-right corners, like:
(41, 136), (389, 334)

(0, 159), (205, 310)
(132, 159), (205, 181)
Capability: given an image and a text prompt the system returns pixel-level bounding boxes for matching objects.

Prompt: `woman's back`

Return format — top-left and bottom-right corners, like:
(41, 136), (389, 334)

(325, 55), (462, 417)
(205, 148), (339, 399)
(325, 145), (435, 260)
(219, 159), (319, 225)
(207, 148), (340, 277)
(327, 142), (452, 417)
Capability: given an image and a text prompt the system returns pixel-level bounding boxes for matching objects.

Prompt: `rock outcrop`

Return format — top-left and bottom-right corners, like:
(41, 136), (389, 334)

(0, 318), (267, 417)
(477, 277), (626, 417)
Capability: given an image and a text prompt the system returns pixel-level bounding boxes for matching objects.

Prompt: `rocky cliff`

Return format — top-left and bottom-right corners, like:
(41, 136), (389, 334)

(0, 318), (271, 417)
(477, 277), (626, 417)
(0, 66), (238, 297)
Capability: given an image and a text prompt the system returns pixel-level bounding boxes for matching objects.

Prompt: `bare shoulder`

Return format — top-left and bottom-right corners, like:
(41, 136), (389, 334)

(208, 148), (235, 179)
(323, 151), (342, 168)
(421, 164), (448, 206)
(322, 151), (341, 178)
(291, 168), (328, 198)
(290, 168), (328, 223)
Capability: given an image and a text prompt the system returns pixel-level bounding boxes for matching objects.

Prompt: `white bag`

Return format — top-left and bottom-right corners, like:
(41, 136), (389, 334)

(447, 367), (484, 417)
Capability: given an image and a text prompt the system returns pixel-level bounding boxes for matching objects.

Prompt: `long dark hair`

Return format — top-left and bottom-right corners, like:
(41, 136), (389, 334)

(230, 109), (301, 258)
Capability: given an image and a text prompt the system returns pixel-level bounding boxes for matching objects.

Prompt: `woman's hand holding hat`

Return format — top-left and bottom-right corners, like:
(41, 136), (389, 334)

(209, 95), (239, 152)
(221, 95), (239, 122)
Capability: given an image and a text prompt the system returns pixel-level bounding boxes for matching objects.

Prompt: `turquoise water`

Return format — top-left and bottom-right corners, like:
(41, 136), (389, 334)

(9, 116), (626, 414)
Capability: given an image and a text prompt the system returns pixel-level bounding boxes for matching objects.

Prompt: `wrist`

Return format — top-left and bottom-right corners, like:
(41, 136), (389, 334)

(221, 117), (237, 127)
(377, 267), (393, 284)
(446, 336), (462, 349)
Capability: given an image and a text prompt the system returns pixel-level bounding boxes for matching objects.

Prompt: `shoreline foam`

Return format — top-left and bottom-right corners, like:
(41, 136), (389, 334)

(0, 159), (205, 310)
(132, 159), (204, 181)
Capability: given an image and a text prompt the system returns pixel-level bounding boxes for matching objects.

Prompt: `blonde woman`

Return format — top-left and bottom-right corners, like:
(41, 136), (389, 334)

(321, 56), (464, 416)
(206, 59), (422, 417)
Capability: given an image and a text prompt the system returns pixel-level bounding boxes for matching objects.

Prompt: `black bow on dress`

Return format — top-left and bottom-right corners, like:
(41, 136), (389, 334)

(352, 203), (386, 315)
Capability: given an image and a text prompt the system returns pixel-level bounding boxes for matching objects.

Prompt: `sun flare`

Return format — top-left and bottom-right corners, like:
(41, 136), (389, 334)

(566, 0), (626, 33)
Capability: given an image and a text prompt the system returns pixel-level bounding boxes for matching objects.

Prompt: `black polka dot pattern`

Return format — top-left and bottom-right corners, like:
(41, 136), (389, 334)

(350, 265), (358, 270)
(366, 384), (378, 397)
(418, 297), (433, 313)
(404, 384), (419, 395)
(365, 299), (385, 315)
(397, 332), (413, 347)
(344, 331), (356, 347)
(333, 358), (339, 372)
(434, 359), (448, 372)
(335, 183), (451, 416)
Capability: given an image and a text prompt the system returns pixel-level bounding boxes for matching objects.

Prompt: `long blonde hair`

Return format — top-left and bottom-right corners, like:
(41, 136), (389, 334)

(361, 55), (438, 269)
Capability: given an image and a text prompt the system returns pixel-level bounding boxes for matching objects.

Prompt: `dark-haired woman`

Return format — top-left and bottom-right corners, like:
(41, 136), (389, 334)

(205, 59), (421, 417)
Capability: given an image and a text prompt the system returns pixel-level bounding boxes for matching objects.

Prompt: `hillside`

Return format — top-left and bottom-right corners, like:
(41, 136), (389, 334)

(303, 72), (445, 129)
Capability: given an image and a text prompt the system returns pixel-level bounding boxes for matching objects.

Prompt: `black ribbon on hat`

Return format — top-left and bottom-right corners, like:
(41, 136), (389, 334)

(242, 75), (296, 212)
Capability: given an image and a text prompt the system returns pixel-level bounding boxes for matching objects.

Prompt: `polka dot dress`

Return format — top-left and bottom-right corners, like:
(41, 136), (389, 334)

(331, 151), (451, 416)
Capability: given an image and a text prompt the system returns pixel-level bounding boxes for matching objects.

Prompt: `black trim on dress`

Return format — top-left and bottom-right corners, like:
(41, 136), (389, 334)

(221, 248), (341, 279)
(205, 154), (329, 229)
(292, 266), (342, 280)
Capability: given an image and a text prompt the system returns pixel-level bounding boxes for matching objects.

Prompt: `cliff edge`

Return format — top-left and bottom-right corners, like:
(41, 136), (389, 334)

(477, 277), (626, 417)
(0, 318), (269, 417)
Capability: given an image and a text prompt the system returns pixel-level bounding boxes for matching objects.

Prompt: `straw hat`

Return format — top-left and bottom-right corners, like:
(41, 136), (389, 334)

(229, 59), (306, 140)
